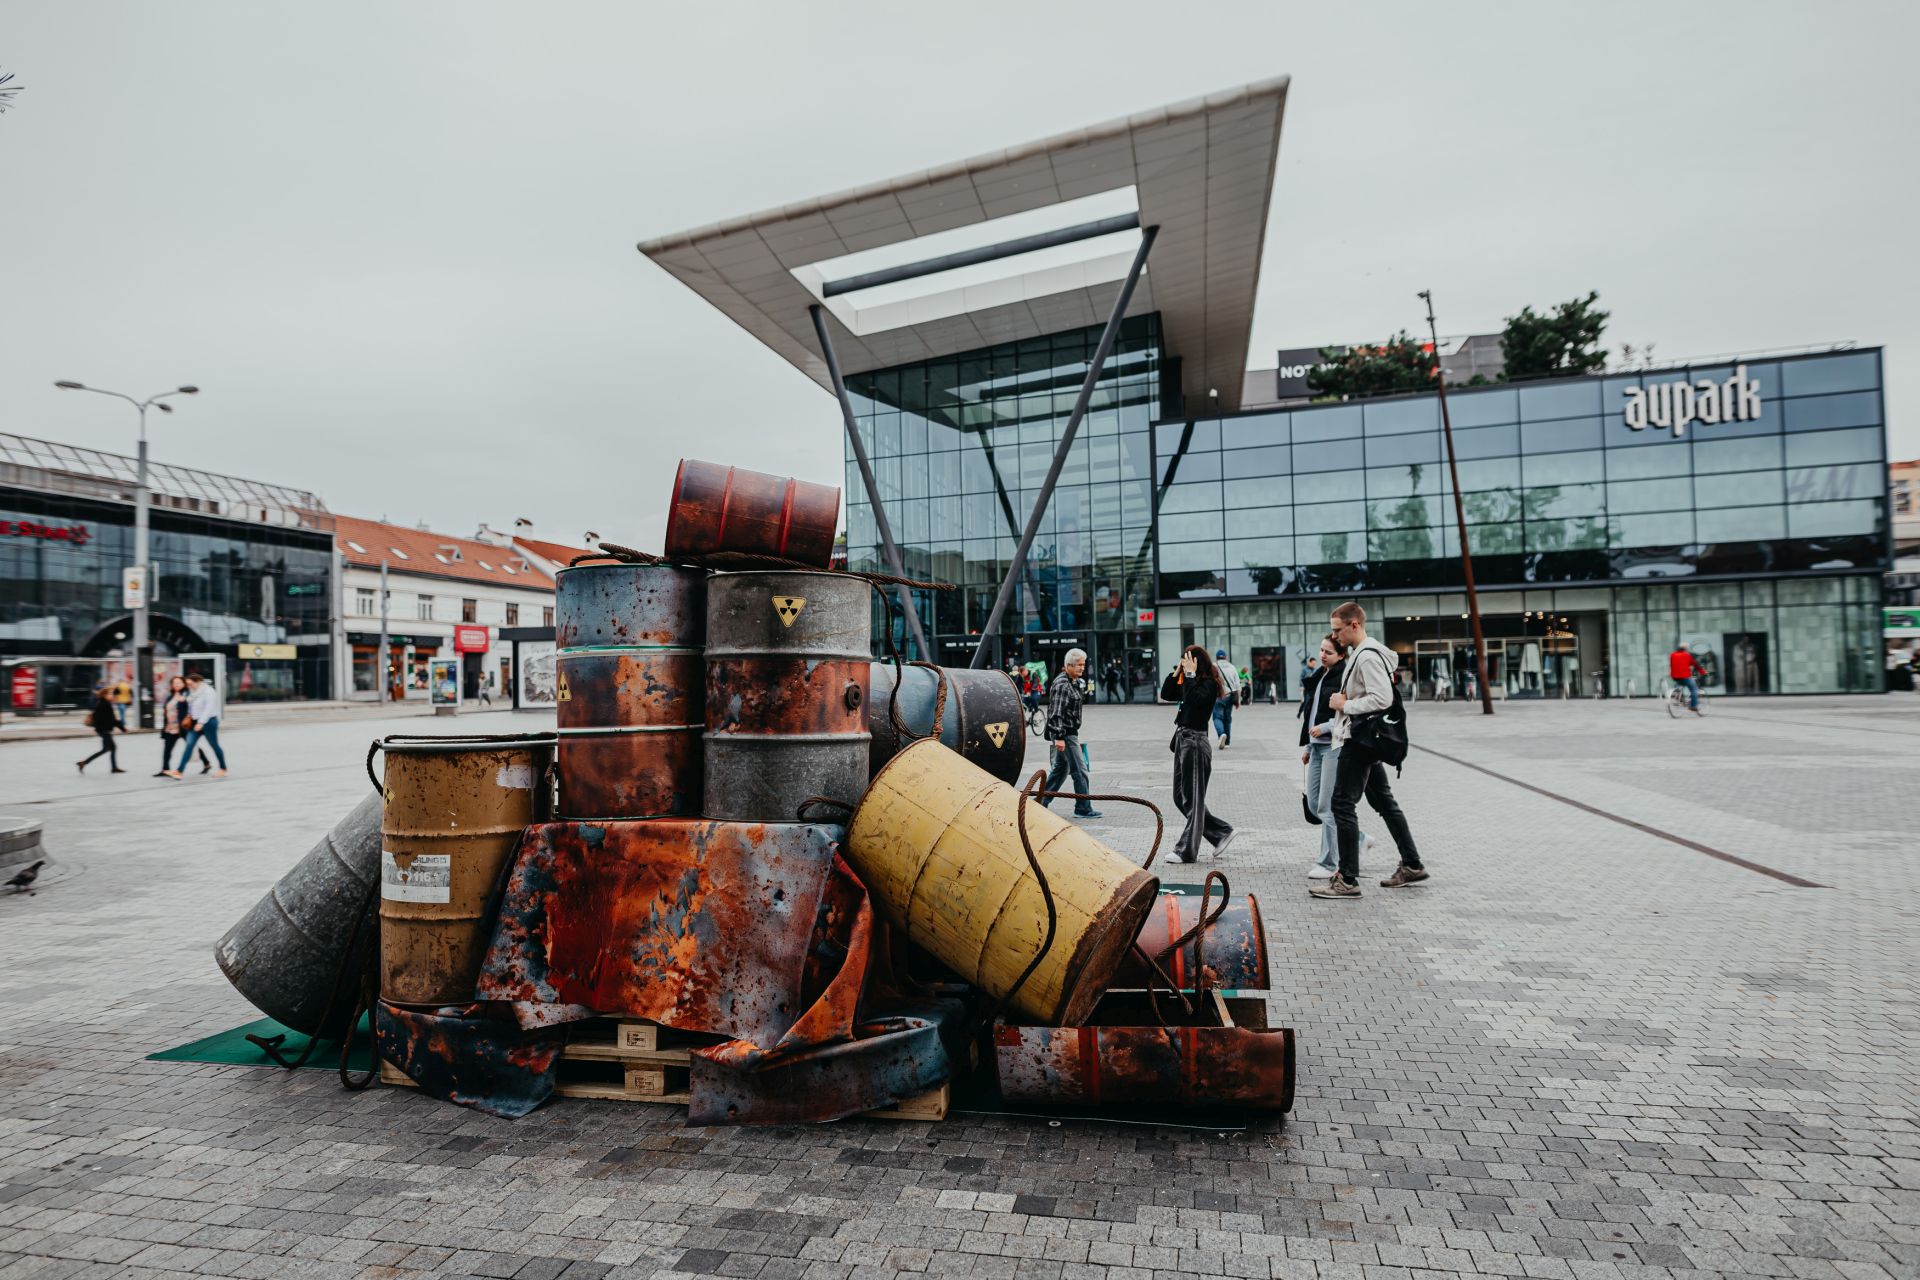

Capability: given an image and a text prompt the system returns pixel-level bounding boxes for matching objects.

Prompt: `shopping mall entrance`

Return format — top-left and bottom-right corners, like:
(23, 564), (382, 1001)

(1389, 610), (1609, 700)
(946, 629), (1158, 702)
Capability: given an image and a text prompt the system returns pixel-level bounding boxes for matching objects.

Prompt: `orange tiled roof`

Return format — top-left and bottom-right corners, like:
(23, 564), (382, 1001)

(335, 515), (555, 590)
(513, 535), (596, 568)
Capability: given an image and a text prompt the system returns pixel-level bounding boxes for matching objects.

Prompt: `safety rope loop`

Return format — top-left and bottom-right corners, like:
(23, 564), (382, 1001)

(1130, 940), (1194, 1029)
(338, 882), (382, 1092)
(981, 769), (1062, 1027)
(915, 661), (950, 740)
(1144, 870), (1232, 1003)
(796, 795), (856, 823)
(1015, 786), (1166, 873)
(365, 740), (383, 795)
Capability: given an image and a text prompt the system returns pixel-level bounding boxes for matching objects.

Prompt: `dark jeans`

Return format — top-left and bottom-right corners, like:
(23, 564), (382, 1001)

(1170, 726), (1231, 862)
(162, 732), (209, 772)
(1332, 740), (1422, 884)
(180, 716), (227, 769)
(80, 729), (118, 769)
(1212, 697), (1234, 742)
(1042, 734), (1095, 815)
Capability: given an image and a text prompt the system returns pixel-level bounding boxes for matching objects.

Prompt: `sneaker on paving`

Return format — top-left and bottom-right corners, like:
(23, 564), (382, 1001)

(1210, 831), (1235, 858)
(1074, 809), (1103, 820)
(1307, 865), (1335, 880)
(1308, 877), (1361, 900)
(1380, 865), (1430, 888)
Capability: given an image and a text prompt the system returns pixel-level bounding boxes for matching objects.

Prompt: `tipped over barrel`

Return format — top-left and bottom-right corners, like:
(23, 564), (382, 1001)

(665, 460), (840, 567)
(867, 662), (1025, 785)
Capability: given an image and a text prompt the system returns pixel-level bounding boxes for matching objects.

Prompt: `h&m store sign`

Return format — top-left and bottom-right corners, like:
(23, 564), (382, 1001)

(1622, 365), (1761, 437)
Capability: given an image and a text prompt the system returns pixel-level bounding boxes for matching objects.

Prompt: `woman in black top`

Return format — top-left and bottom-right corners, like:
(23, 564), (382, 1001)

(1160, 644), (1234, 863)
(1298, 633), (1370, 879)
(76, 687), (125, 774)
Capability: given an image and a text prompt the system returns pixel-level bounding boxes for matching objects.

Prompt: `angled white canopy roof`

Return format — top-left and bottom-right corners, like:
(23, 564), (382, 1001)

(636, 76), (1289, 412)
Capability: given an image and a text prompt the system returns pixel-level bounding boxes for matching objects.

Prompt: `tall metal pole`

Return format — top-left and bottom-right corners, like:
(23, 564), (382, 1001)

(810, 304), (932, 661)
(132, 406), (153, 728)
(1421, 291), (1494, 715)
(969, 225), (1159, 670)
(378, 558), (391, 704)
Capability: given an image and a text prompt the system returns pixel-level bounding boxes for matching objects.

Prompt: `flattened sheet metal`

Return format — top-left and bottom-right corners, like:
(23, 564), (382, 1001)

(554, 562), (706, 650)
(374, 1000), (565, 1119)
(1113, 890), (1269, 992)
(473, 820), (840, 1047)
(689, 1014), (950, 1126)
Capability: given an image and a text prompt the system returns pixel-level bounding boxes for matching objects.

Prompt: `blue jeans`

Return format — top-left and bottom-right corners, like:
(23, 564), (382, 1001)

(1677, 677), (1699, 709)
(180, 716), (227, 770)
(1212, 696), (1234, 743)
(1306, 740), (1366, 871)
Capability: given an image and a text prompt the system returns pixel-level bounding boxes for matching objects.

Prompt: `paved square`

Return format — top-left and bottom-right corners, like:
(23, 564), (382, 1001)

(2, 694), (1915, 1279)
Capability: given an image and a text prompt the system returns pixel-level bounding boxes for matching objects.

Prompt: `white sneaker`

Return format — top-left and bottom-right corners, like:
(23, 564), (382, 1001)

(1307, 865), (1335, 880)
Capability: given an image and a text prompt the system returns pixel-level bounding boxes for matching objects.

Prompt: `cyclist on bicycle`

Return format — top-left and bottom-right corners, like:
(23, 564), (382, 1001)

(1668, 644), (1704, 715)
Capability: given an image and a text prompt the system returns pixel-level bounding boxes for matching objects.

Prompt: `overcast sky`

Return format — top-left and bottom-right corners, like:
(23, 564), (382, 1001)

(5, 2), (1915, 551)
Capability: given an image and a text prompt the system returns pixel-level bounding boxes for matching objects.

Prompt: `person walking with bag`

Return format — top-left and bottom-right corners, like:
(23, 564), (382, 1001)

(76, 686), (126, 774)
(1211, 649), (1239, 748)
(156, 675), (212, 777)
(1162, 645), (1235, 863)
(1311, 601), (1427, 900)
(1300, 633), (1372, 881)
(1039, 648), (1100, 820)
(165, 672), (228, 778)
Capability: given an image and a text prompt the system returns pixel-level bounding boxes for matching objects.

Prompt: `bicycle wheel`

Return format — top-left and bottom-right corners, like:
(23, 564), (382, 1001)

(1665, 689), (1681, 718)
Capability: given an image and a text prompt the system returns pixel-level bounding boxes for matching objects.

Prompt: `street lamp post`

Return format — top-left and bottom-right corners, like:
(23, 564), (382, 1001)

(53, 381), (200, 729)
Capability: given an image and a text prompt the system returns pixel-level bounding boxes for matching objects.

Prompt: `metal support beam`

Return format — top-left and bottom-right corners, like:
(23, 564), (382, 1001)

(822, 213), (1141, 298)
(969, 225), (1158, 670)
(810, 303), (932, 660)
(1422, 290), (1495, 716)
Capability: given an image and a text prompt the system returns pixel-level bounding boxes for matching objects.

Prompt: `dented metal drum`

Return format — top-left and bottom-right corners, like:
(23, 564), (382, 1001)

(704, 570), (871, 822)
(867, 662), (1025, 785)
(1113, 888), (1270, 992)
(553, 563), (704, 820)
(664, 459), (841, 568)
(214, 791), (383, 1038)
(379, 736), (552, 1007)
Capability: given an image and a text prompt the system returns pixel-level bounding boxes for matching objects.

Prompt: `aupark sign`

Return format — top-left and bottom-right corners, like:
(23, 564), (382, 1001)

(1622, 365), (1762, 438)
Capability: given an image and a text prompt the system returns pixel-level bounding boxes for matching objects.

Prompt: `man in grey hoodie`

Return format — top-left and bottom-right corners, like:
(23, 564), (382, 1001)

(1309, 600), (1428, 900)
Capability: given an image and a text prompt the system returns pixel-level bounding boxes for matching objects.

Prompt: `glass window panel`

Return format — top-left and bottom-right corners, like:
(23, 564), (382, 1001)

(1368, 528), (1439, 560)
(1185, 420), (1221, 452)
(1225, 507), (1292, 538)
(1293, 438), (1364, 473)
(1691, 435), (1782, 474)
(1448, 389), (1517, 427)
(1293, 469), (1365, 502)
(1460, 488), (1521, 524)
(1161, 450), (1221, 485)
(1363, 398), (1439, 435)
(1220, 413), (1288, 449)
(1606, 477), (1694, 514)
(1455, 457), (1520, 490)
(1366, 432), (1441, 467)
(1523, 450), (1604, 486)
(1778, 576), (1842, 605)
(1159, 511), (1223, 543)
(1369, 495), (1441, 530)
(1157, 481), (1219, 516)
(1695, 471), (1784, 508)
(1520, 416), (1604, 454)
(1154, 422), (1189, 458)
(1785, 426), (1881, 467)
(1781, 353), (1879, 397)
(1784, 462), (1884, 504)
(1222, 476), (1292, 508)
(1219, 445), (1289, 477)
(1467, 523), (1522, 555)
(1159, 541), (1223, 573)
(1120, 433), (1152, 481)
(1294, 501), (1365, 534)
(1301, 531), (1359, 562)
(1520, 380), (1601, 420)
(1366, 463), (1442, 498)
(1695, 507), (1787, 542)
(1226, 537), (1293, 566)
(1788, 499), (1880, 539)
(1606, 443), (1690, 479)
(1611, 511), (1694, 546)
(1523, 482), (1605, 519)
(1121, 481), (1153, 526)
(1290, 405), (1361, 443)
(1525, 516), (1609, 551)
(1784, 392), (1881, 433)
(1450, 424), (1520, 459)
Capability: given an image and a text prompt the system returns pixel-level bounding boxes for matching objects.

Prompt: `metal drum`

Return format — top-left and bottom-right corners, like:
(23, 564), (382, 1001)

(379, 736), (552, 1007)
(845, 739), (1159, 1027)
(664, 460), (840, 568)
(704, 570), (871, 822)
(867, 662), (1024, 785)
(214, 791), (383, 1038)
(554, 563), (704, 820)
(1112, 888), (1270, 992)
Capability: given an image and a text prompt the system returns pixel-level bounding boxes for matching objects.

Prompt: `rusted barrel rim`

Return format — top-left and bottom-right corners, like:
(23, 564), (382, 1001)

(557, 643), (702, 653)
(377, 733), (557, 753)
(554, 724), (702, 737)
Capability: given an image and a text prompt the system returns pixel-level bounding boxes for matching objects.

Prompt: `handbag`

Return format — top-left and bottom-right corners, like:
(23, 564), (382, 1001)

(1344, 649), (1409, 770)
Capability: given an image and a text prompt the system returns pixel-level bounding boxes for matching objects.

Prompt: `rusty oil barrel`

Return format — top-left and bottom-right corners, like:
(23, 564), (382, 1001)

(554, 563), (705, 820)
(1112, 888), (1270, 992)
(378, 735), (552, 1007)
(664, 459), (840, 568)
(214, 791), (383, 1039)
(704, 570), (871, 821)
(845, 738), (1159, 1027)
(867, 661), (1025, 785)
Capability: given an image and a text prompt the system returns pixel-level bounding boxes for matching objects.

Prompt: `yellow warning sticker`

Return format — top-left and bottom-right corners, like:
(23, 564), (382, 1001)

(557, 672), (571, 702)
(774, 595), (807, 627)
(984, 721), (1009, 748)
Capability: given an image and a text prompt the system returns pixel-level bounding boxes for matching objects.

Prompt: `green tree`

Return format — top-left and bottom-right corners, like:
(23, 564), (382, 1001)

(1306, 331), (1437, 399)
(1500, 291), (1610, 380)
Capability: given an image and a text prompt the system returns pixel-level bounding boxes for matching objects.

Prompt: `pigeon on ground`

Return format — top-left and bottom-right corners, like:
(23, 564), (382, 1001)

(6, 860), (45, 893)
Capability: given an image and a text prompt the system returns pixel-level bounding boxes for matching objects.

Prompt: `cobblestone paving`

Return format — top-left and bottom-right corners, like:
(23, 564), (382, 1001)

(1, 695), (1915, 1279)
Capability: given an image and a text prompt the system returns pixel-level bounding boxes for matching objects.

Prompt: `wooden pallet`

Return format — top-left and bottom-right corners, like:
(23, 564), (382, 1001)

(380, 1018), (949, 1120)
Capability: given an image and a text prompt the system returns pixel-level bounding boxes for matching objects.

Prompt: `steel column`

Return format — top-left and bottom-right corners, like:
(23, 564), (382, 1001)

(969, 225), (1158, 670)
(810, 304), (932, 660)
(1421, 290), (1495, 715)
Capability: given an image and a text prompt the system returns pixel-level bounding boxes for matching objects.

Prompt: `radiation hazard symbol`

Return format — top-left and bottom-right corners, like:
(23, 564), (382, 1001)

(557, 672), (571, 702)
(984, 721), (1009, 748)
(773, 595), (807, 627)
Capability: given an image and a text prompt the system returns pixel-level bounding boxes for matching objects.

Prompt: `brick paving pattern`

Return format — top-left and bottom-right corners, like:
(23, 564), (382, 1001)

(1, 694), (1915, 1279)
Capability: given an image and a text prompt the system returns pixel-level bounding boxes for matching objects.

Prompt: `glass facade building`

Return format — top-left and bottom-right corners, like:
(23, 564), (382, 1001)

(845, 332), (1889, 698)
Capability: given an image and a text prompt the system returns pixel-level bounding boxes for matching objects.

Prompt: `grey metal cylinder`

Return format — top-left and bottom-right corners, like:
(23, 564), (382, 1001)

(704, 570), (871, 821)
(214, 791), (383, 1039)
(867, 662), (1026, 785)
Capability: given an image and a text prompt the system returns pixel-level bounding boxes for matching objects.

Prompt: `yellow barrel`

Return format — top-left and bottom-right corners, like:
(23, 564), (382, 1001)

(378, 736), (551, 1006)
(845, 739), (1157, 1026)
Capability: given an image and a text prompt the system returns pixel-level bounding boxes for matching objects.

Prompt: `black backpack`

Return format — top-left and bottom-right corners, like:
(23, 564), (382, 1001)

(1343, 648), (1409, 771)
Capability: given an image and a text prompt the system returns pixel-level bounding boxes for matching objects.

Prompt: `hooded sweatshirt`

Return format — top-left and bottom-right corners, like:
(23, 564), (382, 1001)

(1330, 636), (1399, 748)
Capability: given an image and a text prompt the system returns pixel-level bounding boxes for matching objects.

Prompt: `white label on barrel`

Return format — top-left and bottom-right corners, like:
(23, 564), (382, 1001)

(382, 850), (451, 903)
(495, 764), (536, 790)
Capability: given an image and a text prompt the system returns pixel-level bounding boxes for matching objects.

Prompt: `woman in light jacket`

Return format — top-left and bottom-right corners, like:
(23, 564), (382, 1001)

(1160, 644), (1236, 863)
(1300, 633), (1369, 879)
